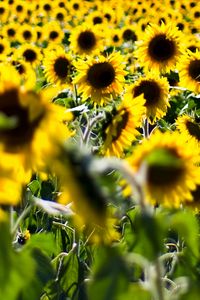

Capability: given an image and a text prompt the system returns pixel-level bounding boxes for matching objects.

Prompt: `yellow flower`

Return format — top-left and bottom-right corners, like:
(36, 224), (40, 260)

(135, 22), (183, 73)
(73, 52), (127, 106)
(17, 23), (37, 44)
(15, 44), (42, 67)
(43, 47), (74, 88)
(178, 50), (200, 94)
(176, 115), (200, 150)
(0, 65), (72, 175)
(126, 72), (170, 123)
(53, 145), (118, 243)
(69, 23), (104, 56)
(101, 94), (145, 158)
(127, 131), (200, 207)
(43, 21), (64, 44)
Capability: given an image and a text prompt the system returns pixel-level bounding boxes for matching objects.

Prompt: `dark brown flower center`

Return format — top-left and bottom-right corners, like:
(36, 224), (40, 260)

(122, 29), (137, 42)
(93, 16), (103, 25)
(146, 149), (184, 186)
(87, 62), (115, 89)
(188, 59), (200, 81)
(16, 5), (23, 12)
(7, 28), (15, 37)
(0, 44), (4, 54)
(73, 3), (79, 10)
(113, 34), (119, 42)
(56, 12), (64, 21)
(23, 49), (37, 63)
(104, 13), (111, 21)
(43, 4), (51, 11)
(0, 89), (44, 151)
(177, 23), (184, 31)
(148, 34), (176, 62)
(0, 7), (5, 14)
(23, 30), (32, 40)
(186, 121), (200, 140)
(49, 31), (59, 40)
(78, 31), (96, 50)
(53, 57), (70, 79)
(133, 80), (161, 106)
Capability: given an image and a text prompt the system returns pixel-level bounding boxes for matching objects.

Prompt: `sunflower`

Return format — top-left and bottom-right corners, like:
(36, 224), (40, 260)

(15, 44), (42, 67)
(43, 21), (64, 44)
(43, 48), (74, 88)
(121, 24), (138, 44)
(101, 94), (145, 158)
(52, 7), (67, 23)
(127, 130), (200, 207)
(69, 24), (104, 56)
(73, 52), (127, 106)
(176, 115), (200, 149)
(0, 64), (72, 174)
(13, 1), (27, 22)
(17, 23), (37, 44)
(135, 22), (182, 73)
(53, 145), (119, 243)
(178, 50), (200, 94)
(2, 22), (19, 42)
(106, 28), (122, 48)
(127, 72), (170, 123)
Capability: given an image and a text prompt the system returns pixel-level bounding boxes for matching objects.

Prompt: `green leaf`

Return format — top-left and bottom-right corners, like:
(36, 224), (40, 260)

(117, 283), (151, 300)
(168, 210), (199, 257)
(28, 180), (41, 195)
(88, 247), (130, 300)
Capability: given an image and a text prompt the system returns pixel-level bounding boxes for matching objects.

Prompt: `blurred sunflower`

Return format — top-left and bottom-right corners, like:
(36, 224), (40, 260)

(15, 44), (42, 67)
(2, 22), (19, 42)
(53, 145), (119, 243)
(136, 22), (182, 73)
(73, 52), (126, 106)
(69, 24), (104, 56)
(101, 94), (145, 158)
(0, 65), (72, 174)
(128, 131), (200, 207)
(121, 24), (138, 44)
(176, 115), (200, 149)
(127, 73), (170, 123)
(178, 50), (200, 94)
(43, 21), (64, 44)
(17, 23), (37, 44)
(43, 48), (74, 88)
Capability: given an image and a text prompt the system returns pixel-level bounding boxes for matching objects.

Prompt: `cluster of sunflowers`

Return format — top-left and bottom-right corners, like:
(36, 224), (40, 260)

(0, 0), (200, 244)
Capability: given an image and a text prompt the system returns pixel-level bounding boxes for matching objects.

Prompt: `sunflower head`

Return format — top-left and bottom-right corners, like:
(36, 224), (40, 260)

(69, 24), (104, 56)
(101, 94), (145, 157)
(178, 50), (200, 94)
(73, 52), (127, 106)
(128, 73), (170, 123)
(43, 48), (74, 88)
(128, 131), (200, 207)
(176, 115), (200, 150)
(136, 22), (182, 73)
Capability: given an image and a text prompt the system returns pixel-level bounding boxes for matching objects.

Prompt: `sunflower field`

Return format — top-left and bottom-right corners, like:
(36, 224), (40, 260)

(2, 0), (200, 299)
